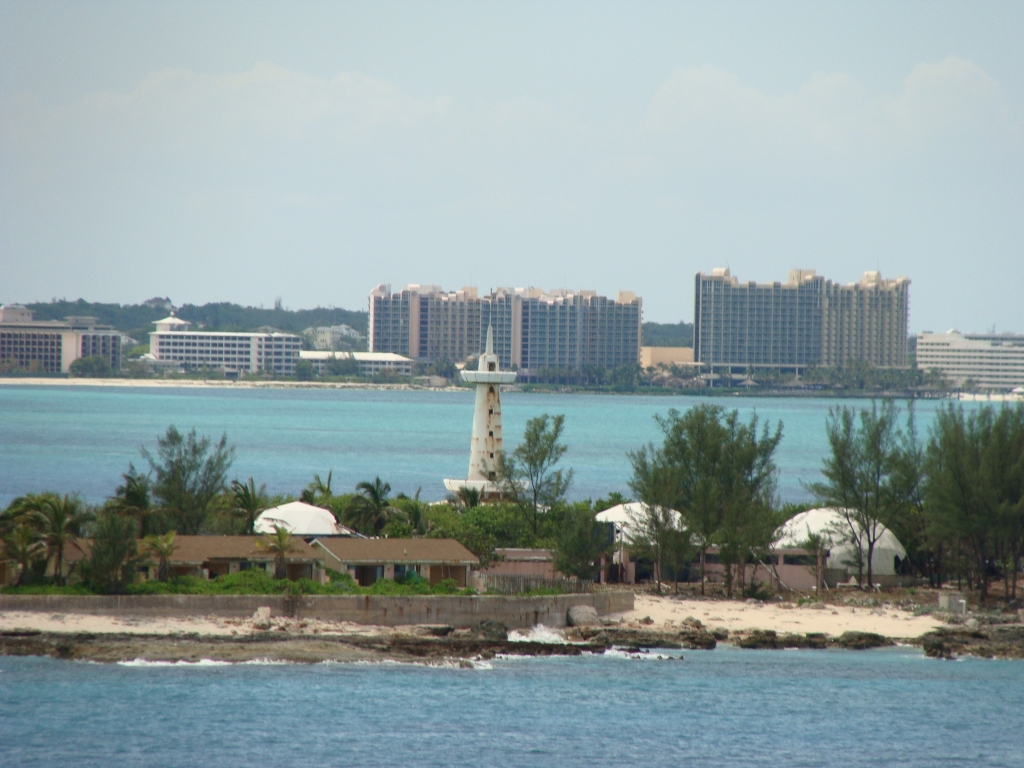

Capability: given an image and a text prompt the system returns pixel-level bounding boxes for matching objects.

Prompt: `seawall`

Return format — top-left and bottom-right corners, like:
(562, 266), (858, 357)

(0, 592), (633, 629)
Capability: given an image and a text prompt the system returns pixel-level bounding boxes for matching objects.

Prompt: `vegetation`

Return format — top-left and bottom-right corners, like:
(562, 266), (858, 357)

(629, 404), (783, 596)
(799, 361), (946, 392)
(499, 414), (574, 534)
(79, 511), (146, 593)
(553, 505), (611, 580)
(807, 401), (921, 588)
(231, 477), (270, 535)
(69, 355), (113, 378)
(143, 426), (235, 534)
(143, 531), (177, 582)
(642, 321), (694, 348)
(258, 526), (296, 579)
(4, 404), (1021, 606)
(920, 403), (1024, 600)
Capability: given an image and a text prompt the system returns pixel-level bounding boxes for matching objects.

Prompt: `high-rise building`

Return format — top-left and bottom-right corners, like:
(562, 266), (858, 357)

(369, 284), (642, 375)
(0, 305), (122, 374)
(693, 269), (910, 373)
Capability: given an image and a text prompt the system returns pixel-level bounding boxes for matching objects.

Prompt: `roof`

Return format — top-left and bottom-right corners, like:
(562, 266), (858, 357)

(312, 538), (478, 566)
(495, 548), (553, 562)
(62, 536), (321, 564)
(255, 501), (355, 536)
(596, 502), (683, 542)
(154, 315), (190, 326)
(775, 508), (906, 575)
(299, 351), (411, 362)
(168, 536), (321, 564)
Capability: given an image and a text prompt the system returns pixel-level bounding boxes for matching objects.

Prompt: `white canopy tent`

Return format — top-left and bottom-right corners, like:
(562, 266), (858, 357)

(596, 502), (684, 544)
(775, 507), (907, 577)
(254, 501), (357, 537)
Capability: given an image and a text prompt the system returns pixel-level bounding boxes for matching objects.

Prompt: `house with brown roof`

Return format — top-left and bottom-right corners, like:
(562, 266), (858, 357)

(159, 536), (325, 581)
(62, 536), (325, 582)
(311, 538), (478, 587)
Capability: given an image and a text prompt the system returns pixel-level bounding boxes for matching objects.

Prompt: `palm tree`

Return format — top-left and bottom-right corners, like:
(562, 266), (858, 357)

(30, 495), (89, 585)
(143, 531), (178, 581)
(114, 470), (155, 537)
(3, 524), (46, 586)
(449, 485), (481, 512)
(346, 477), (400, 536)
(395, 488), (432, 536)
(300, 471), (333, 504)
(258, 526), (295, 579)
(231, 478), (270, 534)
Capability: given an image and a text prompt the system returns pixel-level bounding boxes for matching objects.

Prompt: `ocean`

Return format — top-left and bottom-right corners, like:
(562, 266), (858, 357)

(2, 648), (1022, 767)
(0, 385), (966, 506)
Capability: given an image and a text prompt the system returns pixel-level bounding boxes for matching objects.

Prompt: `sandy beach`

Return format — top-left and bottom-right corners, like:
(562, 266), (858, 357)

(1, 594), (944, 642)
(0, 377), (461, 391)
(617, 595), (944, 639)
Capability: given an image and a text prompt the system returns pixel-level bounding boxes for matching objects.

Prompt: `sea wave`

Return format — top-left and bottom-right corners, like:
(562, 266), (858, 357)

(507, 625), (567, 644)
(117, 658), (233, 667)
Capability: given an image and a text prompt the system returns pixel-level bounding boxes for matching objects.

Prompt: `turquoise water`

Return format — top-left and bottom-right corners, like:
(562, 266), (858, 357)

(0, 386), (959, 505)
(1, 648), (1022, 766)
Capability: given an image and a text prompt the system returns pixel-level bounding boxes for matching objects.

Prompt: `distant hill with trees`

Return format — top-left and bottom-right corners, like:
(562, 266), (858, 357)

(25, 298), (368, 343)
(642, 321), (693, 348)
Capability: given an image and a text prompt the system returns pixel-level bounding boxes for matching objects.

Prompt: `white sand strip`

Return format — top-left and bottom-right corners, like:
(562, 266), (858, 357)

(617, 595), (944, 639)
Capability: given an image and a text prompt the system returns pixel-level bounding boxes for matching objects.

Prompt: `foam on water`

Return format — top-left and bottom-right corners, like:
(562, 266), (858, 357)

(507, 624), (568, 644)
(117, 658), (233, 667)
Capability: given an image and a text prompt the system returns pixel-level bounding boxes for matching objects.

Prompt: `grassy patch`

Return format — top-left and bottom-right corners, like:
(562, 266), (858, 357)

(2, 570), (477, 597)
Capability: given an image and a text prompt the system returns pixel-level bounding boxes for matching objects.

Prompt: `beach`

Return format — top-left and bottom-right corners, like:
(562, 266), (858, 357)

(0, 376), (456, 391)
(621, 594), (945, 638)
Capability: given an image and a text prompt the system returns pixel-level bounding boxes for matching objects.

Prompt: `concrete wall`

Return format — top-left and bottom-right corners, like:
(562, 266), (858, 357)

(0, 592), (633, 629)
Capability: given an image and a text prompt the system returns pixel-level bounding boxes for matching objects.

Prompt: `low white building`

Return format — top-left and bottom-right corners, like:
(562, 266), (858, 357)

(917, 331), (1024, 391)
(299, 350), (413, 377)
(149, 315), (301, 376)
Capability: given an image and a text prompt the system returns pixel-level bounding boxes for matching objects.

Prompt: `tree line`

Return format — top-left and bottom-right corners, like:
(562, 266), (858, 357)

(4, 401), (1022, 601)
(625, 400), (1024, 601)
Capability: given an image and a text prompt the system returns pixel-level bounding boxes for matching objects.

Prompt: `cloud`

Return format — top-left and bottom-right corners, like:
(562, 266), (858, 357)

(641, 56), (1020, 173)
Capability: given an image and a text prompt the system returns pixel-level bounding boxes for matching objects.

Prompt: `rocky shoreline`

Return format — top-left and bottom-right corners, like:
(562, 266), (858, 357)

(7, 620), (1023, 664)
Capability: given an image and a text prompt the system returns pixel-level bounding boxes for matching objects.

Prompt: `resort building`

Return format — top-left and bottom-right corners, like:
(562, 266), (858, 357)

(916, 331), (1024, 390)
(0, 304), (122, 373)
(148, 315), (301, 376)
(299, 350), (414, 377)
(311, 538), (478, 587)
(693, 268), (910, 375)
(304, 324), (363, 350)
(369, 284), (642, 376)
(640, 346), (696, 369)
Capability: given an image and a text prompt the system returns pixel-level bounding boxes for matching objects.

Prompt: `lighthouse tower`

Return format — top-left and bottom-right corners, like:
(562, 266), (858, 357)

(444, 325), (516, 497)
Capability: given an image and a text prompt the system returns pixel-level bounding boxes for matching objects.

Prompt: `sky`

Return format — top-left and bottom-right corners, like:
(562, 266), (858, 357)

(1, 1), (1022, 330)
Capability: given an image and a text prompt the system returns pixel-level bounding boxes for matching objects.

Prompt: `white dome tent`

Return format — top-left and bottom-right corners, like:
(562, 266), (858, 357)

(254, 501), (357, 537)
(775, 507), (907, 582)
(595, 502), (683, 544)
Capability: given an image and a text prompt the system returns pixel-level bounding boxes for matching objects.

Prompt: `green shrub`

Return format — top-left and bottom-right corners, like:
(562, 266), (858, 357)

(0, 584), (94, 596)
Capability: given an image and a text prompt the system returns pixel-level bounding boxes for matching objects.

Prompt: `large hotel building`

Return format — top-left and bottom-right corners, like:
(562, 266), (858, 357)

(369, 284), (642, 375)
(693, 269), (911, 373)
(916, 331), (1024, 391)
(0, 304), (122, 373)
(148, 315), (301, 376)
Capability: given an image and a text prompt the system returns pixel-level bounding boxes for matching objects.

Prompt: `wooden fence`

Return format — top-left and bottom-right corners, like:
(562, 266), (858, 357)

(483, 574), (592, 595)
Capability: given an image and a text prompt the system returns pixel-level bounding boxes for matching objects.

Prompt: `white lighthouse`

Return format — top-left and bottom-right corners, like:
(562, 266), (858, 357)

(444, 325), (516, 498)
